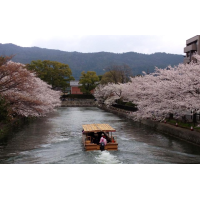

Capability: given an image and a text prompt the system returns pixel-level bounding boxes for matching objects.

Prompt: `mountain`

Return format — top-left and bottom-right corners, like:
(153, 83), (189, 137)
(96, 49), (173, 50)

(0, 43), (184, 79)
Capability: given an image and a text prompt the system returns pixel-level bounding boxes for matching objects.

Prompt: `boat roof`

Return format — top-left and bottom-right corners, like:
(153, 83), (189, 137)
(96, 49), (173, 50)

(82, 124), (116, 133)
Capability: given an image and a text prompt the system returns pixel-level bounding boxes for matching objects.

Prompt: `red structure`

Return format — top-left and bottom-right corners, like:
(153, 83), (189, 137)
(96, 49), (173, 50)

(70, 81), (83, 94)
(71, 86), (83, 94)
(70, 81), (95, 94)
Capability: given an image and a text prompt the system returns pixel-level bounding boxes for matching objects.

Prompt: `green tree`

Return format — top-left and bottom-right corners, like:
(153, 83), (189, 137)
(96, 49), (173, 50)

(98, 75), (103, 81)
(101, 64), (132, 84)
(79, 71), (99, 94)
(26, 60), (74, 91)
(100, 71), (118, 84)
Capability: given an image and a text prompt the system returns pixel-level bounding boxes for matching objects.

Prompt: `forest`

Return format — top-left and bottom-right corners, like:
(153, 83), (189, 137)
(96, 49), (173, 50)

(0, 43), (184, 78)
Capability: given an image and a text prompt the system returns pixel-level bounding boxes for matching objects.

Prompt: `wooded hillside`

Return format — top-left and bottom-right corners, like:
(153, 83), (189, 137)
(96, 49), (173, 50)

(0, 43), (184, 79)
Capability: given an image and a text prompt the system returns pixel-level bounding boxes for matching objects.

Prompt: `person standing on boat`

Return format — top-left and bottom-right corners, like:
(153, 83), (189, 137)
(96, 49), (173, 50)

(99, 134), (107, 145)
(99, 134), (106, 151)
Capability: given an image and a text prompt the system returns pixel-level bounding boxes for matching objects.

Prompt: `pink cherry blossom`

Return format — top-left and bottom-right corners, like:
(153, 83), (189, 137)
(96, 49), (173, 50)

(0, 59), (61, 117)
(94, 54), (200, 121)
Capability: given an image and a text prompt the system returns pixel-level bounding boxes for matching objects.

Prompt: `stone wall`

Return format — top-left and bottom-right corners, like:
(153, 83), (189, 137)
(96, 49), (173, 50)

(98, 104), (133, 118)
(98, 104), (200, 147)
(141, 119), (200, 146)
(61, 99), (96, 107)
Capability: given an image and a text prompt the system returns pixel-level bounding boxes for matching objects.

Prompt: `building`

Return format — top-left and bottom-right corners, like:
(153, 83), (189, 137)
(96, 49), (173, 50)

(70, 81), (83, 94)
(70, 81), (95, 95)
(184, 35), (200, 64)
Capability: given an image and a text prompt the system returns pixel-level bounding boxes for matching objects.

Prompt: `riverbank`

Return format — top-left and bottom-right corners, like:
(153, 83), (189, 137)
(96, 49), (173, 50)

(98, 104), (200, 147)
(0, 123), (10, 140)
(0, 117), (34, 141)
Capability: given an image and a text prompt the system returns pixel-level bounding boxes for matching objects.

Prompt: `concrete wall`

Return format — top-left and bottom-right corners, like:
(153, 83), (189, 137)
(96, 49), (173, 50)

(141, 119), (200, 146)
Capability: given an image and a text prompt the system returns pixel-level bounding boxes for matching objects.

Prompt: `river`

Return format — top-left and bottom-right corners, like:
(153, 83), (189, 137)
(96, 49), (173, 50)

(1, 107), (200, 164)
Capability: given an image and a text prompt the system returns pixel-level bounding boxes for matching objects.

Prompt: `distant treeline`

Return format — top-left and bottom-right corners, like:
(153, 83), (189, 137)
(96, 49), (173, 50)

(0, 43), (184, 78)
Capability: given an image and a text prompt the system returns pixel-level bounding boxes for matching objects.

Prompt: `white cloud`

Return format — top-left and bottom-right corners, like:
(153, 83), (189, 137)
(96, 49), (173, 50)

(0, 35), (195, 55)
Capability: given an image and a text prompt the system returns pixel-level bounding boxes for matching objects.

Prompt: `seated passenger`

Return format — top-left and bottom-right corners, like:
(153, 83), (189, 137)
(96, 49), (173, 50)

(92, 137), (97, 144)
(112, 136), (115, 143)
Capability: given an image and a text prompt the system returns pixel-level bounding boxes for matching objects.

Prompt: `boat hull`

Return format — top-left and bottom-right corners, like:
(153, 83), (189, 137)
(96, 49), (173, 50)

(82, 124), (118, 151)
(84, 143), (118, 151)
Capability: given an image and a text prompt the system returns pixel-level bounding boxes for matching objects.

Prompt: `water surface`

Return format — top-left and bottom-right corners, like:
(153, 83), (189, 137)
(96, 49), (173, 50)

(1, 107), (200, 164)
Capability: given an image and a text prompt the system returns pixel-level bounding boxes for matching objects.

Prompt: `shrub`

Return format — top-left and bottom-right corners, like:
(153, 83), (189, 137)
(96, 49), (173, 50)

(125, 102), (136, 107)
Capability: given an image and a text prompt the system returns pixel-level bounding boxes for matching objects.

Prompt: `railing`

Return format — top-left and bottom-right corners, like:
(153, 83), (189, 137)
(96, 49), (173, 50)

(182, 114), (200, 123)
(184, 43), (197, 53)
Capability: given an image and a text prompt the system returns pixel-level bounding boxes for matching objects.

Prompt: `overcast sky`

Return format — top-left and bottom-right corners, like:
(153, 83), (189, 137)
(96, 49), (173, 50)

(0, 34), (195, 55)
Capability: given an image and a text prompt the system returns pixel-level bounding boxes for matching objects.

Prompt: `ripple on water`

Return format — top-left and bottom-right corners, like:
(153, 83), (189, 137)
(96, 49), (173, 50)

(1, 107), (200, 164)
(95, 151), (122, 164)
(51, 137), (70, 143)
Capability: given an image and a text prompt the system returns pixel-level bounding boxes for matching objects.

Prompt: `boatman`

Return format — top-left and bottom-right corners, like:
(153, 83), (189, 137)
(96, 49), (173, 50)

(99, 134), (107, 151)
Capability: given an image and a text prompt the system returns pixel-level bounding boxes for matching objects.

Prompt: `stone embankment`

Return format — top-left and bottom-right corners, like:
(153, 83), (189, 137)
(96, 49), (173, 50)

(98, 104), (200, 147)
(98, 104), (132, 118)
(61, 99), (96, 107)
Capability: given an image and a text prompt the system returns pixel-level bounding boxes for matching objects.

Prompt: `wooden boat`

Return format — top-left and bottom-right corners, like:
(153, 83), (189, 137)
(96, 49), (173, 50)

(82, 124), (118, 151)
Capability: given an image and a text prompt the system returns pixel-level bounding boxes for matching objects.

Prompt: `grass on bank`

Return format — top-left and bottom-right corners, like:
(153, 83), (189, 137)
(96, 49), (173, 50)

(166, 119), (200, 132)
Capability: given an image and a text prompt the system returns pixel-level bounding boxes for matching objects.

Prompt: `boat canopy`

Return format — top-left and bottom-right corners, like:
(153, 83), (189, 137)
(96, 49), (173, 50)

(82, 124), (116, 133)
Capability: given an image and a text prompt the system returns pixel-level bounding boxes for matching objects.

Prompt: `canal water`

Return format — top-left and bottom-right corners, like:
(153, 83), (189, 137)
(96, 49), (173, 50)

(1, 107), (200, 164)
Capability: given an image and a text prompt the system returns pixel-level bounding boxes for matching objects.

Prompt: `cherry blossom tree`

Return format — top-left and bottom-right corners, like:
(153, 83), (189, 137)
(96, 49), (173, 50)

(123, 54), (200, 120)
(94, 83), (124, 105)
(94, 84), (107, 104)
(103, 83), (124, 105)
(0, 56), (61, 118)
(95, 54), (200, 121)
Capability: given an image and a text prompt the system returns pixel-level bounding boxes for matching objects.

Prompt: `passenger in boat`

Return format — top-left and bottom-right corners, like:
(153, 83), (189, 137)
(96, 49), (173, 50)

(99, 134), (107, 145)
(92, 136), (97, 144)
(99, 134), (103, 143)
(103, 135), (107, 145)
(112, 136), (115, 143)
(91, 132), (94, 138)
(102, 132), (110, 143)
(96, 133), (101, 144)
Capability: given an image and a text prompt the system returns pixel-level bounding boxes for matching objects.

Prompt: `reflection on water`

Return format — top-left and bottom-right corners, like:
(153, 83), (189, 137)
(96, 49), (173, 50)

(1, 107), (200, 164)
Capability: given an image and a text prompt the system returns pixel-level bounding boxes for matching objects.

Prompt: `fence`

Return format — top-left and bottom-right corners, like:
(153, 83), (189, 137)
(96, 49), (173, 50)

(183, 114), (200, 123)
